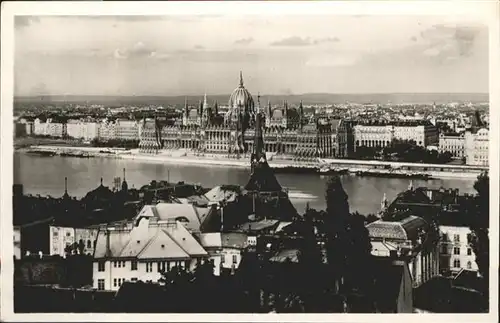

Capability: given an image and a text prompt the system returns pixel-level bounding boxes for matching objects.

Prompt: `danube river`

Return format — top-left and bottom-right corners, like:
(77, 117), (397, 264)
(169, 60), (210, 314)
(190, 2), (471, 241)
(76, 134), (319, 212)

(14, 153), (478, 215)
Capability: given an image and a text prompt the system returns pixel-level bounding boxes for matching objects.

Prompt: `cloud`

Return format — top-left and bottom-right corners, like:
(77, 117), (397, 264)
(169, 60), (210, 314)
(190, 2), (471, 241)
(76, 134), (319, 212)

(15, 16), (40, 28)
(313, 37), (341, 45)
(410, 36), (418, 42)
(234, 37), (254, 45)
(113, 41), (157, 59)
(271, 36), (312, 47)
(194, 45), (205, 50)
(419, 24), (486, 60)
(271, 36), (341, 47)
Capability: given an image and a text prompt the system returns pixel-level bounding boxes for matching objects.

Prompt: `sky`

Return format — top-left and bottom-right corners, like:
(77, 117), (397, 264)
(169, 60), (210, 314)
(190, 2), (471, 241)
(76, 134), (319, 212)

(14, 15), (489, 96)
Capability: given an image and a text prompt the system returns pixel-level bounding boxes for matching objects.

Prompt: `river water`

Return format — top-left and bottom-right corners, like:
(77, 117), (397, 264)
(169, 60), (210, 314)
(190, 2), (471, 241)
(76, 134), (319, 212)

(14, 153), (478, 215)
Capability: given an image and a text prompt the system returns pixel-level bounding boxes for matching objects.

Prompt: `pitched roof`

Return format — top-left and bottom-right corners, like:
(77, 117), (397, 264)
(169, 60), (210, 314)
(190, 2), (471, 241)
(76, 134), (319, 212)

(367, 216), (427, 241)
(238, 219), (279, 232)
(204, 186), (241, 203)
(136, 203), (210, 232)
(163, 223), (207, 256)
(93, 229), (131, 258)
(138, 229), (191, 260)
(197, 232), (222, 249)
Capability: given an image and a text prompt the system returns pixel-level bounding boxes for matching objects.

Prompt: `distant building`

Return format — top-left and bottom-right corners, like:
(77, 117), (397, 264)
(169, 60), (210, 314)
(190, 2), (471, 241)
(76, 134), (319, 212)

(354, 120), (438, 151)
(139, 72), (335, 160)
(50, 225), (99, 257)
(464, 128), (489, 166)
(115, 119), (140, 141)
(66, 120), (100, 140)
(438, 133), (465, 159)
(98, 119), (117, 141)
(33, 118), (65, 137)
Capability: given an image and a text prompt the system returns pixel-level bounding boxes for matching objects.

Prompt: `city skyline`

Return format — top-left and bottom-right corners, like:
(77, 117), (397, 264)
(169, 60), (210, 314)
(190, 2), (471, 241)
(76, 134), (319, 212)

(15, 15), (489, 97)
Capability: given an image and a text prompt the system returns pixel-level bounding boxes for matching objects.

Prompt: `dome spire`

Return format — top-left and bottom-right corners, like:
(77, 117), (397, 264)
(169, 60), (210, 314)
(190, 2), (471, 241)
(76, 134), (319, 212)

(239, 71), (244, 87)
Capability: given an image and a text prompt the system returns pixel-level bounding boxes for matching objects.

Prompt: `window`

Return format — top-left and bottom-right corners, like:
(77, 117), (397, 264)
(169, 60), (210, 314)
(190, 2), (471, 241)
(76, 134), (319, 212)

(113, 278), (117, 287)
(157, 261), (165, 272)
(66, 232), (71, 237)
(98, 261), (105, 272)
(53, 231), (59, 237)
(467, 261), (472, 269)
(87, 240), (91, 249)
(113, 261), (117, 268)
(93, 240), (97, 249)
(441, 246), (447, 255)
(97, 279), (105, 290)
(467, 248), (472, 256)
(453, 259), (461, 268)
(221, 255), (225, 264)
(453, 234), (460, 243)
(232, 255), (238, 264)
(131, 260), (138, 271)
(146, 262), (153, 273)
(453, 247), (460, 255)
(166, 261), (171, 272)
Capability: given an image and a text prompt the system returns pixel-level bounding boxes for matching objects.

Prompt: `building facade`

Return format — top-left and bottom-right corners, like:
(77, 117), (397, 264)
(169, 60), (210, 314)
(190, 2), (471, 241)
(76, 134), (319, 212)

(354, 121), (438, 151)
(49, 225), (99, 257)
(115, 119), (140, 141)
(439, 225), (478, 273)
(138, 72), (336, 160)
(92, 216), (208, 291)
(66, 120), (100, 141)
(464, 128), (489, 166)
(438, 133), (465, 159)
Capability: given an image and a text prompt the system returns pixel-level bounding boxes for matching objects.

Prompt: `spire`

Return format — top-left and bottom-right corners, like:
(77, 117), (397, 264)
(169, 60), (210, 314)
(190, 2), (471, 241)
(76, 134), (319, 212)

(408, 180), (414, 191)
(63, 177), (69, 199)
(299, 100), (304, 129)
(203, 92), (207, 106)
(214, 100), (219, 115)
(256, 92), (261, 114)
(252, 103), (266, 169)
(122, 168), (128, 192)
(267, 100), (272, 116)
(184, 97), (189, 115)
(239, 71), (244, 87)
(100, 177), (103, 186)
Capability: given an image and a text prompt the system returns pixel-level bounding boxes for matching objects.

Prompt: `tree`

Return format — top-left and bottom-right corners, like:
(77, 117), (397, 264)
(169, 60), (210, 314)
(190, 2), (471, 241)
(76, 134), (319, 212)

(470, 171), (489, 294)
(323, 176), (371, 295)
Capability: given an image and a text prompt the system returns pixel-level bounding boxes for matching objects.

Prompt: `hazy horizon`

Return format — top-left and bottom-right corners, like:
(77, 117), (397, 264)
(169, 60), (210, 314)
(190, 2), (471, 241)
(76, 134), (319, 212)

(15, 15), (489, 97)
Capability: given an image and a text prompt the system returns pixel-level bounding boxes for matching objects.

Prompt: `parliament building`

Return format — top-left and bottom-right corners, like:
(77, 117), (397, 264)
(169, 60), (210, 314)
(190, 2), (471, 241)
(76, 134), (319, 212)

(138, 72), (340, 160)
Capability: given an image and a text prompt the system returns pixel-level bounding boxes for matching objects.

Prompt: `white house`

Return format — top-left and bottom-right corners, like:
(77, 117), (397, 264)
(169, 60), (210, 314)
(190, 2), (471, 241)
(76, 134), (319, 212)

(197, 232), (248, 276)
(92, 218), (208, 291)
(439, 225), (478, 273)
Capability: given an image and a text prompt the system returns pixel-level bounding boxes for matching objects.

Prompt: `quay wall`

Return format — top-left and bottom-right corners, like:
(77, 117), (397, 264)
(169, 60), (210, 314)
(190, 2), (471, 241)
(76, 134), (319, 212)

(19, 146), (487, 179)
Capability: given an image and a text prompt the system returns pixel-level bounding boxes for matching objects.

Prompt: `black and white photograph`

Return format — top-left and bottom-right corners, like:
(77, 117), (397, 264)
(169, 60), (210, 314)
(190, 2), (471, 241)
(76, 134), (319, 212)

(1, 1), (498, 321)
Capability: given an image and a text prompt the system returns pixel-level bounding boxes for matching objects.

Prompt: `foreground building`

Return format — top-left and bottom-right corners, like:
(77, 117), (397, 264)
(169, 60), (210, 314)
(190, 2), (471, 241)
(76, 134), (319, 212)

(93, 219), (207, 291)
(139, 72), (336, 160)
(367, 215), (440, 289)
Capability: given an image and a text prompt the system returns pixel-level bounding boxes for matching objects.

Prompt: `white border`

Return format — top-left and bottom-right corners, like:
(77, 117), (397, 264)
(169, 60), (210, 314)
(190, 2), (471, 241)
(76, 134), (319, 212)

(1, 1), (499, 322)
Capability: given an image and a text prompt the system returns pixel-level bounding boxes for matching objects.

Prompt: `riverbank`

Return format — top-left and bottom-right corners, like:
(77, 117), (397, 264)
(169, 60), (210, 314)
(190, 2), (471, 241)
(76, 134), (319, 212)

(16, 145), (487, 180)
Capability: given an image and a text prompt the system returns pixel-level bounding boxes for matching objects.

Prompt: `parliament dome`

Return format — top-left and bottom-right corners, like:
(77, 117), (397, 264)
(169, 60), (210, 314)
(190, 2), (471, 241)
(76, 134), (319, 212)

(228, 71), (254, 111)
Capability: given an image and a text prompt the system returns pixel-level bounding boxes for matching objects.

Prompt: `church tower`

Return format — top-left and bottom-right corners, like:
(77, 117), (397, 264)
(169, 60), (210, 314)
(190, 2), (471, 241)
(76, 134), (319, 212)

(201, 93), (211, 127)
(182, 97), (189, 126)
(299, 100), (304, 130)
(121, 168), (128, 192)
